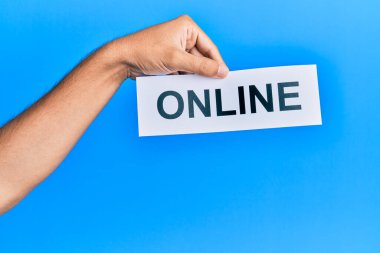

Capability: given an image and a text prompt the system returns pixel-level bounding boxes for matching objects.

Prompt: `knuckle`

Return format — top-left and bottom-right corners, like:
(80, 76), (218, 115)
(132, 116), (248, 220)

(198, 59), (216, 76)
(191, 57), (200, 72)
(180, 14), (191, 20)
(179, 14), (193, 24)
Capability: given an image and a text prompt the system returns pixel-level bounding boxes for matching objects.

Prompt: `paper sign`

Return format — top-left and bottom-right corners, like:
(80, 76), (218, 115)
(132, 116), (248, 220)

(136, 65), (322, 136)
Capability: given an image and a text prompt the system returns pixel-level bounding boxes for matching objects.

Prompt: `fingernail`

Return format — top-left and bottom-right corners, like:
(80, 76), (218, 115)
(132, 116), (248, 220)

(217, 64), (229, 78)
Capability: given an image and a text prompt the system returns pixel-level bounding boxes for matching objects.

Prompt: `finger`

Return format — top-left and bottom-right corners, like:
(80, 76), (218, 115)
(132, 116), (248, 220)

(189, 47), (203, 57)
(180, 16), (229, 72)
(194, 25), (228, 68)
(177, 48), (203, 75)
(174, 50), (228, 78)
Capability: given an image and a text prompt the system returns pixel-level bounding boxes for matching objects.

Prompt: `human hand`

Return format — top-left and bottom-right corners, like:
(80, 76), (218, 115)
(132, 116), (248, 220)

(111, 15), (229, 79)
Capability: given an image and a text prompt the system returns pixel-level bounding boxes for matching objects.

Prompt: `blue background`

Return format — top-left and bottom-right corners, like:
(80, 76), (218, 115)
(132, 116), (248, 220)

(1, 0), (379, 252)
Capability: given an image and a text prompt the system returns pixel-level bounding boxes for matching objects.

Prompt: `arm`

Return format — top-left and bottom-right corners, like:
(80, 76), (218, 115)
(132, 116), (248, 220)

(0, 15), (229, 215)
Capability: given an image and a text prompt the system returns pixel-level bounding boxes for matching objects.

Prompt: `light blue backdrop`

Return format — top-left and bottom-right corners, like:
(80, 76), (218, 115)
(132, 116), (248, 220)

(1, 0), (379, 252)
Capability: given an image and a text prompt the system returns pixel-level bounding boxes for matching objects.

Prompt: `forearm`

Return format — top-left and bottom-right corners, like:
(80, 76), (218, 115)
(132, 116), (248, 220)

(0, 15), (228, 215)
(0, 41), (129, 214)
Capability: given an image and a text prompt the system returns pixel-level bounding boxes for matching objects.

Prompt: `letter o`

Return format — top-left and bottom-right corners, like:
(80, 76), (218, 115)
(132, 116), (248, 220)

(157, 91), (184, 119)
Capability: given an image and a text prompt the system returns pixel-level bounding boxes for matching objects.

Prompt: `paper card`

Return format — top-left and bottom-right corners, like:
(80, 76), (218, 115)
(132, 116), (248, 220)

(136, 65), (322, 136)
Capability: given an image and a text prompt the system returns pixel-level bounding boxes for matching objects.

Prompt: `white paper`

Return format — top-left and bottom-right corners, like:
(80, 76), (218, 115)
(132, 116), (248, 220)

(136, 65), (322, 136)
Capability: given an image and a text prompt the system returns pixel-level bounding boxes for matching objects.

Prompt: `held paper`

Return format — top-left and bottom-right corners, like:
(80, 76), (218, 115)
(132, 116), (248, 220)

(136, 65), (322, 136)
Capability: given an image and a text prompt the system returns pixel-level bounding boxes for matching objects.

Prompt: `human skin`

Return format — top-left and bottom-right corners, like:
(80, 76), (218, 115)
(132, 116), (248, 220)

(0, 15), (229, 215)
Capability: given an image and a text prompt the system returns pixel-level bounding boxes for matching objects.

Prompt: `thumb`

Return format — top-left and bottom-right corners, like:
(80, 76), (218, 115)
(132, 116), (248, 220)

(174, 50), (229, 78)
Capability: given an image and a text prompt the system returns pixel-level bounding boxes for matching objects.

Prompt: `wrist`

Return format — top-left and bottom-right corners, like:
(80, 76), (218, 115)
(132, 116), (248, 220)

(98, 39), (133, 82)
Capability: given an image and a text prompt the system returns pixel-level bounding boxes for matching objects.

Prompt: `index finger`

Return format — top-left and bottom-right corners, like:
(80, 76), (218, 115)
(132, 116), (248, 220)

(193, 24), (228, 67)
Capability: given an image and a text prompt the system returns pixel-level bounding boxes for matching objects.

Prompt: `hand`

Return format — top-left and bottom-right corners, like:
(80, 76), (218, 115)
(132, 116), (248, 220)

(111, 15), (229, 79)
